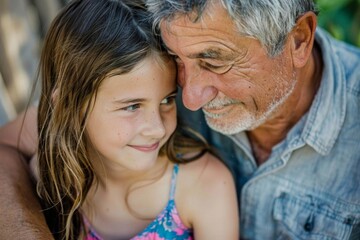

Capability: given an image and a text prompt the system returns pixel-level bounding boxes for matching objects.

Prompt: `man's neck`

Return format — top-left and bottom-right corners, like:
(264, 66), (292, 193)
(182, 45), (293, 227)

(247, 121), (292, 165)
(247, 43), (323, 166)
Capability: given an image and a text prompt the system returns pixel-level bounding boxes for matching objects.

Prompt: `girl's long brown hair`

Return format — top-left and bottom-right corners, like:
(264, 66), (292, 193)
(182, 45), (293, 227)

(36, 0), (212, 239)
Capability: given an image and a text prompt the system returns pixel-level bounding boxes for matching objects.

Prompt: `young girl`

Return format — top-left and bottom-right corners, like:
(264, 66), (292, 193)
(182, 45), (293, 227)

(34, 0), (238, 239)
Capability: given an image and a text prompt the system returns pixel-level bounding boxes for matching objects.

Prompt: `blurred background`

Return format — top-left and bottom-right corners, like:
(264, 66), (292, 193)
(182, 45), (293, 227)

(0, 0), (359, 126)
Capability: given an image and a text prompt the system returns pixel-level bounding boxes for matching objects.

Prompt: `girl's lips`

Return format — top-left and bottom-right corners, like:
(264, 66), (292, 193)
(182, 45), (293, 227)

(128, 142), (160, 152)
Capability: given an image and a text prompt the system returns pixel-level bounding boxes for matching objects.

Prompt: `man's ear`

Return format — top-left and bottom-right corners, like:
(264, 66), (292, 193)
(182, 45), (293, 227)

(290, 11), (317, 68)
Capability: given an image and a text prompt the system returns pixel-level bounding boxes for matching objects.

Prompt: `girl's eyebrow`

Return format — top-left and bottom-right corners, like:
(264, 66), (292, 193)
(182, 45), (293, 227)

(167, 89), (178, 96)
(112, 89), (178, 105)
(112, 98), (146, 104)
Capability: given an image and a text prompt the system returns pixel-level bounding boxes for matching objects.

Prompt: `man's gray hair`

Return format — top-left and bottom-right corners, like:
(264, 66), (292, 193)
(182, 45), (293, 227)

(146, 0), (318, 56)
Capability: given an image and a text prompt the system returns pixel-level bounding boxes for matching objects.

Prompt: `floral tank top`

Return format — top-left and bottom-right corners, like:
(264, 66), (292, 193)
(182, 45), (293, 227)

(85, 164), (193, 240)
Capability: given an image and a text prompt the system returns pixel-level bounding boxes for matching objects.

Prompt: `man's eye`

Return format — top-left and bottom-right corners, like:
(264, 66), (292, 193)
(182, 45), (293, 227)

(201, 61), (232, 74)
(121, 104), (140, 112)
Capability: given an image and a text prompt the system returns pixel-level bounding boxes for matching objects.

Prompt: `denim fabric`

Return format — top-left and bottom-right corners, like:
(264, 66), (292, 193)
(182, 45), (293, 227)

(177, 28), (360, 239)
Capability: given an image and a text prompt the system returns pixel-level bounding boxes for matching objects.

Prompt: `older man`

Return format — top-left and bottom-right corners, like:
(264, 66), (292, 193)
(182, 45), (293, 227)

(1, 0), (360, 239)
(146, 0), (360, 239)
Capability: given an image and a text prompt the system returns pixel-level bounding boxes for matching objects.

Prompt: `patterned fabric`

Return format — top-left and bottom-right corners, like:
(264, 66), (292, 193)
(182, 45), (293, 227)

(84, 164), (193, 240)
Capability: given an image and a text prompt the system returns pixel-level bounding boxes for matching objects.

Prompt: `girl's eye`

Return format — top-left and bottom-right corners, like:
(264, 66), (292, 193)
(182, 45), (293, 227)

(161, 95), (176, 105)
(121, 104), (140, 112)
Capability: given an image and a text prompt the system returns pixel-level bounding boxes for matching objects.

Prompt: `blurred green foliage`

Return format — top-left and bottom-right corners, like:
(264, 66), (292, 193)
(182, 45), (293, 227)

(315, 0), (360, 47)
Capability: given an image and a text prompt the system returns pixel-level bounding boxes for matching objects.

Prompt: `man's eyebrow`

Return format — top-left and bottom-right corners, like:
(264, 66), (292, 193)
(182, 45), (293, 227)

(166, 47), (222, 58)
(166, 46), (234, 61)
(188, 49), (222, 59)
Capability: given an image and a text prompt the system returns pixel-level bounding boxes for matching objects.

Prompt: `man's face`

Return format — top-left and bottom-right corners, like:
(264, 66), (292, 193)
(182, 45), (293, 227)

(160, 3), (297, 134)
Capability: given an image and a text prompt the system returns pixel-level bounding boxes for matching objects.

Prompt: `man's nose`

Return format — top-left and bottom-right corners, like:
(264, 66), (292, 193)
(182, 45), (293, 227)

(178, 65), (218, 111)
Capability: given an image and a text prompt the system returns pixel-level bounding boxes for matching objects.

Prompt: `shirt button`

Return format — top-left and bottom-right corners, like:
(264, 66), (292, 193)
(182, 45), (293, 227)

(304, 215), (315, 232)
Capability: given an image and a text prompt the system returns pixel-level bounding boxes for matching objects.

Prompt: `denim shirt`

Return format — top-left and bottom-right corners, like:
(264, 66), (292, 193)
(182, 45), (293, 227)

(177, 28), (360, 239)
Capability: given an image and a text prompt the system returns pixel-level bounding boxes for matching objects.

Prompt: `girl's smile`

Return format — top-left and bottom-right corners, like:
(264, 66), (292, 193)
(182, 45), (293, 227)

(128, 142), (160, 152)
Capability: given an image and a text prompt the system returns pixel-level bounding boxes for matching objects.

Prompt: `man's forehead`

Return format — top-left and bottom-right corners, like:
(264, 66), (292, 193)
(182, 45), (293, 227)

(160, 23), (243, 60)
(160, 16), (209, 38)
(159, 1), (234, 36)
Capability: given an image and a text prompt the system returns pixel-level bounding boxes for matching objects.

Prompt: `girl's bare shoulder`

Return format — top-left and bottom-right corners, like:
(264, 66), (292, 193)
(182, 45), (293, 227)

(179, 152), (233, 186)
(175, 153), (237, 227)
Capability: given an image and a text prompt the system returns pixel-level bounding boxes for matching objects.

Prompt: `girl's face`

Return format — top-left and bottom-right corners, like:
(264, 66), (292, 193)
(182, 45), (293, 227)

(86, 55), (177, 173)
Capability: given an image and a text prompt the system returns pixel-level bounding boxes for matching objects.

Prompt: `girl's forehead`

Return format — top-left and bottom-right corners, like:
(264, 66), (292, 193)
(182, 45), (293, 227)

(108, 53), (172, 75)
(99, 55), (175, 90)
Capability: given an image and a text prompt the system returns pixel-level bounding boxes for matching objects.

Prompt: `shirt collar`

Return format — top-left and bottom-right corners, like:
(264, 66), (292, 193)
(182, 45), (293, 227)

(300, 28), (346, 155)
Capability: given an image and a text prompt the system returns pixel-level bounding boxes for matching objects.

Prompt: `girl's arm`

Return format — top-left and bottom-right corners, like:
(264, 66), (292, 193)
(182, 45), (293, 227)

(180, 154), (239, 239)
